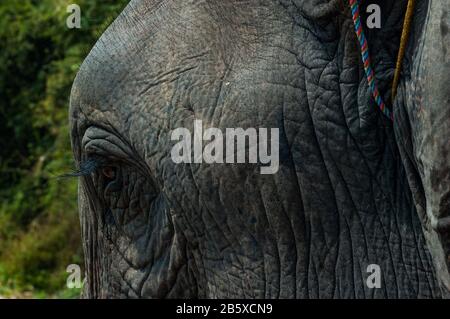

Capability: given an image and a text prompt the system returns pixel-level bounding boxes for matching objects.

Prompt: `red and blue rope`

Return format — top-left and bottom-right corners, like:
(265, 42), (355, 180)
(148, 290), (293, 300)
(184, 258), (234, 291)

(348, 0), (393, 121)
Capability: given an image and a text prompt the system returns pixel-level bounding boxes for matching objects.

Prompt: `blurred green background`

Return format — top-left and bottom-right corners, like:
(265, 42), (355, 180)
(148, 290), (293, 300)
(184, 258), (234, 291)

(0, 0), (129, 298)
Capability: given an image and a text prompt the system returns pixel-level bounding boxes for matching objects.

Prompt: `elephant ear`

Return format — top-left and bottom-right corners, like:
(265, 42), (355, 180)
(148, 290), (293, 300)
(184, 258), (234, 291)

(394, 0), (450, 295)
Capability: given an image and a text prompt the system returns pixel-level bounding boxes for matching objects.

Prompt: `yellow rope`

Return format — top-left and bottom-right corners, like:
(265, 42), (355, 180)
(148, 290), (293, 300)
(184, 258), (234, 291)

(392, 0), (416, 102)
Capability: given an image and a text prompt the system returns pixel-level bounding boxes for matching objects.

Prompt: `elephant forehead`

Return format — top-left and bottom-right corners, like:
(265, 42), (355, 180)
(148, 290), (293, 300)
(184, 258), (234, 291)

(70, 0), (276, 139)
(70, 1), (202, 120)
(69, 1), (302, 161)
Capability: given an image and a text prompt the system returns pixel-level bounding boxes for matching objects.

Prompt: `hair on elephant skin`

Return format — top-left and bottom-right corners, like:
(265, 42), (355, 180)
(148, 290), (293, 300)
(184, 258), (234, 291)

(69, 0), (450, 298)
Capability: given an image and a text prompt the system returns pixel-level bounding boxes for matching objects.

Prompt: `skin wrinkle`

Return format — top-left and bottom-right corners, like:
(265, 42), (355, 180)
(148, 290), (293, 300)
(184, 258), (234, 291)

(302, 47), (343, 297)
(339, 198), (355, 298)
(313, 36), (366, 302)
(283, 64), (313, 299)
(101, 163), (180, 296)
(231, 194), (271, 298)
(261, 178), (296, 298)
(137, 65), (199, 98)
(253, 187), (280, 298)
(340, 25), (370, 137)
(298, 55), (318, 299)
(304, 124), (340, 294)
(370, 179), (401, 298)
(232, 214), (259, 298)
(119, 268), (141, 297)
(223, 211), (255, 298)
(186, 213), (215, 297)
(104, 217), (134, 269)
(341, 27), (420, 298)
(168, 193), (208, 297)
(83, 126), (145, 173)
(408, 183), (439, 295)
(333, 49), (374, 282)
(139, 215), (168, 295)
(189, 165), (242, 298)
(136, 241), (159, 297)
(80, 167), (112, 296)
(244, 185), (277, 298)
(190, 65), (257, 296)
(279, 104), (299, 298)
(335, 93), (404, 297)
(391, 170), (416, 294)
(330, 159), (370, 282)
(230, 205), (265, 296)
(188, 170), (248, 297)
(406, 191), (431, 295)
(298, 108), (323, 300)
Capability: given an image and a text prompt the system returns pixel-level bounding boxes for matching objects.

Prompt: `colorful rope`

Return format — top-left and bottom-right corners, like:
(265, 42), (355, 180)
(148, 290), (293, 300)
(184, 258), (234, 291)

(348, 0), (393, 121)
(392, 0), (416, 101)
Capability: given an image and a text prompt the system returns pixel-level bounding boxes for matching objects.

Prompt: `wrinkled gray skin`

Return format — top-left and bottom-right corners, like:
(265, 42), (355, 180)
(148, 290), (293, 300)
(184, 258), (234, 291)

(69, 0), (450, 298)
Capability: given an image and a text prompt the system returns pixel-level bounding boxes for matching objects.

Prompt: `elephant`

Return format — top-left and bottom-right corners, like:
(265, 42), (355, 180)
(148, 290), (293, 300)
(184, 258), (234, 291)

(69, 0), (450, 298)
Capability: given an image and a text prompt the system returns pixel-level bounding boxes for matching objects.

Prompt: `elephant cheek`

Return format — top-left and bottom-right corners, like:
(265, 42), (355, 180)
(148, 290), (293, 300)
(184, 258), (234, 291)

(77, 180), (105, 298)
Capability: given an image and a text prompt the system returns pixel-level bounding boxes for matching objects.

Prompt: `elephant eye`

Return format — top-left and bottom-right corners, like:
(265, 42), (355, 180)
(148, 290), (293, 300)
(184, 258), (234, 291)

(101, 166), (116, 180)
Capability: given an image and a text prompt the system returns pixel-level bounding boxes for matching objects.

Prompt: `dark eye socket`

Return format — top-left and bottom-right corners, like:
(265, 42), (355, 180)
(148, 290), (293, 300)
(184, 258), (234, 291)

(101, 165), (117, 180)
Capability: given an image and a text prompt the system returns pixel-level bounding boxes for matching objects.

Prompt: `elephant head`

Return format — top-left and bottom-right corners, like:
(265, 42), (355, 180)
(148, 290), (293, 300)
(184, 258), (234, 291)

(69, 0), (449, 298)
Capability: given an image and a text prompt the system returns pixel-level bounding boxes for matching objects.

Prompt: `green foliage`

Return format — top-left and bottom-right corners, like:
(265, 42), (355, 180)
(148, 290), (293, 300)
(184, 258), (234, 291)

(0, 0), (129, 297)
